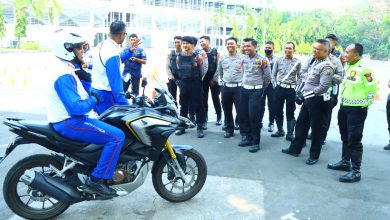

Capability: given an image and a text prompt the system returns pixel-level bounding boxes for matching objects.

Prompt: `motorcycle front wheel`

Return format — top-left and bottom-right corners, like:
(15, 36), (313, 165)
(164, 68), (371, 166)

(152, 149), (207, 202)
(3, 154), (70, 220)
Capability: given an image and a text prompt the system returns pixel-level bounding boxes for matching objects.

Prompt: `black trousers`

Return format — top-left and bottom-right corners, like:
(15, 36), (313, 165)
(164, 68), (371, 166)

(273, 86), (296, 123)
(179, 78), (205, 126)
(202, 78), (222, 119)
(131, 76), (141, 96)
(321, 94), (339, 142)
(338, 106), (368, 170)
(289, 96), (331, 159)
(167, 79), (178, 103)
(260, 84), (275, 124)
(221, 86), (240, 133)
(240, 88), (263, 145)
(387, 100), (390, 138)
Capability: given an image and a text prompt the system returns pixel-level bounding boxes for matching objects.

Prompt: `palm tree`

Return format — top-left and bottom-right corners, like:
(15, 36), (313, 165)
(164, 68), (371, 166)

(14, 0), (62, 48)
(236, 5), (257, 41)
(211, 4), (230, 45)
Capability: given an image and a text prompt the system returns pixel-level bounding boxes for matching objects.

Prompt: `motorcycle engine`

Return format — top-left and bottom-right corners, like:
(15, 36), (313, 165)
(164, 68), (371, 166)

(108, 161), (137, 185)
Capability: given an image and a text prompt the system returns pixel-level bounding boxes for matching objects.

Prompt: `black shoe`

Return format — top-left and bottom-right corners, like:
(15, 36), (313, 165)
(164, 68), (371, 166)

(286, 134), (294, 141)
(249, 144), (260, 153)
(281, 148), (299, 157)
(307, 132), (312, 140)
(271, 130), (285, 137)
(238, 136), (252, 147)
(85, 177), (116, 197)
(202, 123), (207, 130)
(339, 170), (361, 183)
(268, 123), (274, 132)
(222, 124), (227, 131)
(327, 160), (351, 171)
(175, 129), (185, 136)
(197, 129), (204, 138)
(384, 143), (390, 150)
(189, 123), (196, 129)
(305, 157), (318, 165)
(234, 124), (240, 130)
(216, 115), (222, 126)
(224, 132), (234, 138)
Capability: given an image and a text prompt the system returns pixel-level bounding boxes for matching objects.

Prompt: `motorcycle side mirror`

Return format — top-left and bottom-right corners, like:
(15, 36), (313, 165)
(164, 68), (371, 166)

(141, 77), (148, 88)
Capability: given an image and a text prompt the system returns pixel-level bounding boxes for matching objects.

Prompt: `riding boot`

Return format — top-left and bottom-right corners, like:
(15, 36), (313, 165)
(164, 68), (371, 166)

(286, 119), (296, 141)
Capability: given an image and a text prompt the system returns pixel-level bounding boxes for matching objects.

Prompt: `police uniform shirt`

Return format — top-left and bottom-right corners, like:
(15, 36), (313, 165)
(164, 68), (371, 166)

(272, 57), (302, 85)
(329, 53), (344, 85)
(242, 54), (271, 86)
(166, 49), (180, 79)
(216, 53), (245, 84)
(266, 55), (276, 71)
(303, 57), (334, 95)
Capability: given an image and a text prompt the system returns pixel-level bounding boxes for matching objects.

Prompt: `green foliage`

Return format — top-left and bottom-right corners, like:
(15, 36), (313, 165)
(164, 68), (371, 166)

(0, 2), (6, 38)
(223, 0), (388, 59)
(296, 42), (312, 54)
(15, 9), (27, 38)
(21, 41), (39, 50)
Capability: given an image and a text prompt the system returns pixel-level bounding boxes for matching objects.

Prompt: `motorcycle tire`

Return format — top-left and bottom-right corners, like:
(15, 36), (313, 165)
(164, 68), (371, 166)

(152, 149), (207, 202)
(3, 154), (70, 220)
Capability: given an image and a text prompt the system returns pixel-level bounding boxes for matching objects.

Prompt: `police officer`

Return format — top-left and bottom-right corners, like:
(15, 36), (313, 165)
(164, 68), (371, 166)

(122, 33), (147, 95)
(271, 42), (301, 141)
(385, 78), (390, 150)
(216, 37), (244, 138)
(91, 20), (129, 115)
(326, 34), (342, 58)
(175, 36), (208, 138)
(166, 36), (182, 102)
(260, 41), (276, 132)
(282, 39), (334, 165)
(238, 38), (271, 153)
(328, 43), (377, 183)
(321, 36), (345, 144)
(200, 36), (223, 126)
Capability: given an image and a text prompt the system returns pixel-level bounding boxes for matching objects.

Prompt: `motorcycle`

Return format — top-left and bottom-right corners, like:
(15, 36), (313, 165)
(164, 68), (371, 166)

(0, 77), (207, 220)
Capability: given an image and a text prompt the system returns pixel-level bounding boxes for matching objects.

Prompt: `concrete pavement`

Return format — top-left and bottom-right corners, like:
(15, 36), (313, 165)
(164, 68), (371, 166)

(1, 102), (390, 220)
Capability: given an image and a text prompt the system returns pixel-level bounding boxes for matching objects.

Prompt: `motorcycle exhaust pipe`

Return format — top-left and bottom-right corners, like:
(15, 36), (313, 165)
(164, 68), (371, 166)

(20, 170), (83, 203)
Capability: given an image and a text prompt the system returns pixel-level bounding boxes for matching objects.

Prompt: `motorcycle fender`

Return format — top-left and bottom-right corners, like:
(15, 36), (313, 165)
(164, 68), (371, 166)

(0, 136), (31, 164)
(151, 144), (192, 174)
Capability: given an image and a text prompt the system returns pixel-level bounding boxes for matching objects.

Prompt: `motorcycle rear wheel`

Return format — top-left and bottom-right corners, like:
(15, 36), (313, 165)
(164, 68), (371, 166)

(152, 149), (207, 202)
(3, 154), (70, 220)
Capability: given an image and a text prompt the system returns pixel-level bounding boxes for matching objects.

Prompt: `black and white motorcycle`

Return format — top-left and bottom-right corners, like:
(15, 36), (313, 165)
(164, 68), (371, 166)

(0, 77), (207, 220)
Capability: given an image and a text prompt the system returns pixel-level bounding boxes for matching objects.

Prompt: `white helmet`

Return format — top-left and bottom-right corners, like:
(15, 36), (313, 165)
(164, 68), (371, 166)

(52, 30), (86, 62)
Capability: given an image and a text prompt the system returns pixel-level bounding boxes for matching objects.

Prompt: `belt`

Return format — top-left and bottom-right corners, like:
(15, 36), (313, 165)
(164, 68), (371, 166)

(222, 82), (242, 88)
(277, 82), (296, 88)
(242, 84), (263, 90)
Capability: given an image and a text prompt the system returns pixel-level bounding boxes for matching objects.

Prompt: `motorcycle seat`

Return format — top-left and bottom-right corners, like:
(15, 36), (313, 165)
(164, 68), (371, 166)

(18, 120), (101, 152)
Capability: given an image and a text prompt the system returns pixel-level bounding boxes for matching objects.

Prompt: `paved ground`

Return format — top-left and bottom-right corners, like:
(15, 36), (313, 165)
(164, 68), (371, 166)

(1, 97), (390, 220)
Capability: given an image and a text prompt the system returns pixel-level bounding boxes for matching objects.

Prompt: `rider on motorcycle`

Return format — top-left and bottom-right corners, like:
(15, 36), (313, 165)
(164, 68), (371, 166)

(48, 30), (124, 196)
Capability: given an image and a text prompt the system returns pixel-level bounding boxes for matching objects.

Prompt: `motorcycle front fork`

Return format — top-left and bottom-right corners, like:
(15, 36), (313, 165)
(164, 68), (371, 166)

(164, 140), (188, 183)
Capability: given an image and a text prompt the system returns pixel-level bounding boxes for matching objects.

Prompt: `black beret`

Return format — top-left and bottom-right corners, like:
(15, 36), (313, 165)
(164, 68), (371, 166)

(182, 36), (195, 45)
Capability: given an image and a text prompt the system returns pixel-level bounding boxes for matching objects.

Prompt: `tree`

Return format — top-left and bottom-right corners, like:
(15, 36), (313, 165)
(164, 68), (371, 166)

(0, 2), (6, 46)
(14, 0), (62, 48)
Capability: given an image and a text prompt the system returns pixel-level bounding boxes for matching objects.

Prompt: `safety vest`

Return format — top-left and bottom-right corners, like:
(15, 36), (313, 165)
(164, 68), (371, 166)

(177, 52), (201, 79)
(340, 60), (377, 107)
(206, 48), (218, 74)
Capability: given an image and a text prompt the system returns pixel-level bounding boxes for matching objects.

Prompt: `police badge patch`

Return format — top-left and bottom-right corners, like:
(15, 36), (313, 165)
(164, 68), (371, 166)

(364, 73), (373, 82)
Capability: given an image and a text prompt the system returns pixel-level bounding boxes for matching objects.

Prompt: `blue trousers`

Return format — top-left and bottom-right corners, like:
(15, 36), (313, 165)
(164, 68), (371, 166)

(52, 116), (125, 179)
(91, 89), (128, 115)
